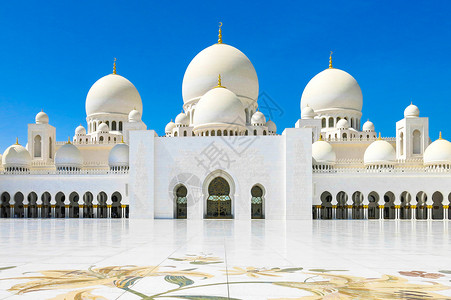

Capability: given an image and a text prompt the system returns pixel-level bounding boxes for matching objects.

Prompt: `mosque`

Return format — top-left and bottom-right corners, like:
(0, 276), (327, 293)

(1, 24), (450, 220)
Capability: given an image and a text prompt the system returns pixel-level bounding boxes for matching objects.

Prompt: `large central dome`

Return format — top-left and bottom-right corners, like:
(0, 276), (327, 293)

(182, 43), (259, 105)
(86, 74), (142, 117)
(301, 68), (363, 112)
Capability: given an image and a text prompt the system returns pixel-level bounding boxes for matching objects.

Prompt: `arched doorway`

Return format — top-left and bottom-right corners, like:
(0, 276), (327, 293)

(27, 192), (38, 218)
(400, 191), (412, 219)
(83, 192), (94, 218)
(352, 191), (364, 219)
(111, 192), (122, 218)
(97, 192), (108, 218)
(175, 185), (187, 219)
(432, 191), (444, 220)
(336, 191), (348, 219)
(368, 191), (379, 219)
(206, 177), (232, 219)
(55, 192), (65, 218)
(383, 192), (395, 219)
(13, 192), (24, 218)
(1, 192), (11, 218)
(251, 185), (264, 219)
(320, 191), (332, 219)
(69, 192), (79, 218)
(416, 191), (427, 220)
(41, 192), (51, 218)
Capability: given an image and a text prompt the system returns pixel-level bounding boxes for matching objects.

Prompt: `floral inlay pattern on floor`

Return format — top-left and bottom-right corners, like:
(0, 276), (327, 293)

(2, 255), (451, 299)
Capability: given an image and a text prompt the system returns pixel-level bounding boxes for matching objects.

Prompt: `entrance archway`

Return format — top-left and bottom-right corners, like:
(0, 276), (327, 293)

(83, 192), (94, 218)
(27, 192), (38, 218)
(400, 191), (412, 219)
(352, 191), (364, 219)
(175, 185), (187, 219)
(1, 192), (11, 218)
(336, 191), (348, 219)
(251, 185), (264, 219)
(383, 191), (395, 219)
(69, 192), (79, 218)
(41, 192), (51, 218)
(97, 192), (108, 218)
(432, 191), (444, 220)
(416, 191), (427, 220)
(320, 191), (333, 219)
(55, 192), (65, 218)
(111, 192), (122, 218)
(13, 192), (25, 218)
(206, 177), (232, 219)
(368, 191), (379, 219)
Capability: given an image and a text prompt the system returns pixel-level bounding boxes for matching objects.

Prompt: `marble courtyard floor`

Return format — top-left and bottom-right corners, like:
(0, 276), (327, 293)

(0, 220), (450, 299)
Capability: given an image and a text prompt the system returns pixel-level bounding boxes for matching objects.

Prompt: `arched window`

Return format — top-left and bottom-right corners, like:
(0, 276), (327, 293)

(263, 130), (267, 135)
(184, 131), (187, 136)
(328, 117), (333, 128)
(112, 121), (117, 130)
(174, 131), (178, 137)
(175, 185), (187, 219)
(321, 118), (326, 128)
(34, 135), (42, 157)
(119, 121), (123, 131)
(224, 130), (228, 136)
(351, 118), (354, 128)
(413, 130), (421, 154)
(244, 130), (248, 136)
(217, 130), (221, 136)
(99, 136), (104, 143)
(253, 130), (257, 135)
(342, 133), (347, 140)
(211, 130), (215, 136)
(49, 137), (53, 158)
(106, 121), (109, 127)
(251, 185), (264, 219)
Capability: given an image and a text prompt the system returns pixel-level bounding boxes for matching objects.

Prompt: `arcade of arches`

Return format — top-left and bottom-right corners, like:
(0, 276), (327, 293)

(314, 191), (451, 220)
(0, 191), (128, 218)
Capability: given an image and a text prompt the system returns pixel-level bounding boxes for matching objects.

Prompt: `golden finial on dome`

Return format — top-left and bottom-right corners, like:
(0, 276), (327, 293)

(215, 74), (225, 88)
(318, 134), (323, 141)
(15, 137), (19, 145)
(113, 58), (117, 75)
(439, 131), (442, 140)
(67, 136), (71, 144)
(329, 51), (333, 69)
(378, 132), (382, 140)
(218, 22), (223, 44)
(121, 135), (124, 143)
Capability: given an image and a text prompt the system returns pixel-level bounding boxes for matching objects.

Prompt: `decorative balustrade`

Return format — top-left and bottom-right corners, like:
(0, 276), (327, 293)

(0, 169), (128, 176)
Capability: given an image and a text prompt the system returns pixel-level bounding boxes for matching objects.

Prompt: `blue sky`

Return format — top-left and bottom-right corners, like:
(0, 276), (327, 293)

(0, 0), (450, 151)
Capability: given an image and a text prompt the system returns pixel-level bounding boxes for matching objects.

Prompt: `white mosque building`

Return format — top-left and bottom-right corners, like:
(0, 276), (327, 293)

(1, 25), (450, 220)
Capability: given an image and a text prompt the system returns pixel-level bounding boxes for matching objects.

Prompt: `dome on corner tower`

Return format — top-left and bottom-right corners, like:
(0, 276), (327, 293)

(301, 65), (362, 113)
(182, 43), (259, 105)
(86, 73), (143, 117)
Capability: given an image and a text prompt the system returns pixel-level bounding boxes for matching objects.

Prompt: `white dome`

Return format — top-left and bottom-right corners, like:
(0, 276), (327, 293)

(98, 123), (109, 133)
(251, 111), (266, 125)
(2, 143), (31, 169)
(86, 74), (142, 117)
(108, 143), (129, 167)
(193, 87), (245, 127)
(55, 143), (83, 169)
(266, 120), (277, 133)
(404, 103), (420, 118)
(301, 68), (363, 113)
(165, 120), (175, 133)
(182, 43), (259, 104)
(336, 119), (350, 129)
(75, 125), (86, 135)
(35, 111), (49, 124)
(312, 140), (336, 165)
(362, 120), (375, 132)
(364, 139), (396, 165)
(424, 136), (451, 165)
(301, 105), (315, 119)
(128, 109), (142, 122)
(175, 112), (189, 126)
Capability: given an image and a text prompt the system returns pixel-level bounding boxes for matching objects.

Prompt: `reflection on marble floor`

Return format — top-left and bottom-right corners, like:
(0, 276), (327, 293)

(0, 220), (450, 299)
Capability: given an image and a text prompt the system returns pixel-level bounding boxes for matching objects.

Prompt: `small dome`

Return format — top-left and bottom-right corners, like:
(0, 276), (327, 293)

(362, 120), (375, 132)
(301, 68), (363, 113)
(108, 143), (129, 168)
(86, 74), (143, 117)
(35, 111), (49, 124)
(312, 140), (336, 165)
(424, 135), (451, 165)
(182, 43), (259, 104)
(55, 143), (83, 169)
(364, 139), (396, 165)
(266, 120), (277, 133)
(404, 103), (420, 118)
(193, 87), (245, 128)
(175, 112), (189, 126)
(251, 111), (266, 125)
(2, 143), (31, 169)
(98, 123), (109, 133)
(336, 119), (350, 129)
(165, 120), (175, 133)
(75, 125), (86, 135)
(128, 109), (142, 122)
(301, 105), (315, 119)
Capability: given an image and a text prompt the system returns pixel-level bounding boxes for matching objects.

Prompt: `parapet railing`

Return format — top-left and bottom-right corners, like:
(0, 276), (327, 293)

(0, 169), (129, 175)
